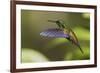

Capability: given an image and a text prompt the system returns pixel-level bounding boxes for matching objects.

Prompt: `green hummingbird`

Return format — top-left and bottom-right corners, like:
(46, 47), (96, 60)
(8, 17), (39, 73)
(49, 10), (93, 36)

(40, 20), (83, 54)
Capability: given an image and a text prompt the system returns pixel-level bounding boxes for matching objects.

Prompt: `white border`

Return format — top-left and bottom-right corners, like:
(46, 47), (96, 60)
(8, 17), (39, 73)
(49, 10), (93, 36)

(16, 5), (95, 69)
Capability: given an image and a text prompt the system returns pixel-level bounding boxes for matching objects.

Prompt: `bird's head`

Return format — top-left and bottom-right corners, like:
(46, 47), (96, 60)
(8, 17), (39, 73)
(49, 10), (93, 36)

(48, 20), (65, 28)
(48, 20), (63, 24)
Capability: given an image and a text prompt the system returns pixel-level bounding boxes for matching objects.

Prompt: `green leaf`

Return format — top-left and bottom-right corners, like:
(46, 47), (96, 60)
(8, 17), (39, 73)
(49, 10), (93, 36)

(22, 48), (49, 63)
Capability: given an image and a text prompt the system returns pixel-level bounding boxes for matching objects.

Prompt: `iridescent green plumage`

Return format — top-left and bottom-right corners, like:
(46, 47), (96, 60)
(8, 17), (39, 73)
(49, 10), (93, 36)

(48, 20), (83, 54)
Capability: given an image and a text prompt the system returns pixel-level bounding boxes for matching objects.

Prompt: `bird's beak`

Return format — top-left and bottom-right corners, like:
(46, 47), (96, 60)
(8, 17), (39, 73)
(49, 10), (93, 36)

(48, 20), (57, 23)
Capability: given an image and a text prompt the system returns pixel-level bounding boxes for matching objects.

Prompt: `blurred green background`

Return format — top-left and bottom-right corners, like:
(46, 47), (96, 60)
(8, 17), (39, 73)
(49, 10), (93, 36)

(21, 10), (90, 63)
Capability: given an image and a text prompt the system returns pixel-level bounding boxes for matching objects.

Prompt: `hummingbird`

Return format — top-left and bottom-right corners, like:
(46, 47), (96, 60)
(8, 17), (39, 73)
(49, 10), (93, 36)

(40, 20), (83, 54)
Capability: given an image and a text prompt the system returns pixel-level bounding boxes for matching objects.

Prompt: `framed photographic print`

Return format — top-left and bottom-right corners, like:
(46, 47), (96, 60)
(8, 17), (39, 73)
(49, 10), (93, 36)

(10, 0), (97, 72)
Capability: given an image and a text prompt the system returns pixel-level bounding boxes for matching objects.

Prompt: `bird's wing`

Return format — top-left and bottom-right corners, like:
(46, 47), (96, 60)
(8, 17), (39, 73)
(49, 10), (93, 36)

(40, 28), (69, 38)
(69, 29), (79, 44)
(69, 29), (84, 53)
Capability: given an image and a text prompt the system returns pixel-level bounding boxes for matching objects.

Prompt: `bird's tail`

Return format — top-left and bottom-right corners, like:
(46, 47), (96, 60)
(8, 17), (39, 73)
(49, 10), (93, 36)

(78, 45), (84, 54)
